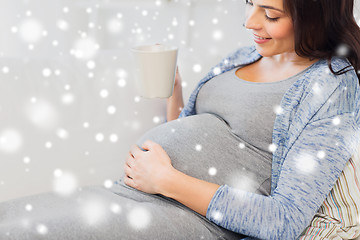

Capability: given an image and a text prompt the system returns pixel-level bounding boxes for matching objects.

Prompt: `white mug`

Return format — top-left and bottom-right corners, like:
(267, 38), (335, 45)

(131, 44), (178, 98)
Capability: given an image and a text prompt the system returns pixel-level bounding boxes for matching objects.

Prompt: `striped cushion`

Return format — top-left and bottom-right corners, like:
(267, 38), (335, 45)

(298, 144), (360, 240)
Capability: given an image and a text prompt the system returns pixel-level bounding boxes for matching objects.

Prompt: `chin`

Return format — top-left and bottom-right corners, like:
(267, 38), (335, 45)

(254, 45), (273, 57)
(255, 45), (289, 58)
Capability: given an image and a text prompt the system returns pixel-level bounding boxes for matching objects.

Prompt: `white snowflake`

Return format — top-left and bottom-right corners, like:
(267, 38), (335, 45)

(100, 89), (109, 98)
(95, 133), (105, 142)
(56, 128), (69, 139)
(296, 152), (317, 173)
(25, 204), (33, 211)
(211, 211), (223, 221)
(107, 18), (124, 34)
(42, 68), (52, 77)
(81, 199), (107, 226)
(213, 67), (221, 75)
(317, 151), (326, 159)
(107, 105), (117, 115)
(87, 61), (96, 69)
(268, 143), (277, 153)
(335, 43), (350, 57)
(104, 179), (113, 188)
(53, 171), (77, 196)
(19, 19), (44, 43)
(153, 116), (161, 123)
(2, 66), (9, 74)
(109, 134), (118, 143)
(195, 144), (202, 151)
(72, 37), (99, 59)
(110, 203), (122, 214)
(57, 19), (69, 31)
(127, 207), (151, 230)
(193, 64), (202, 73)
(172, 18), (178, 26)
(312, 82), (321, 94)
(0, 128), (23, 153)
(117, 79), (127, 87)
(332, 116), (341, 126)
(36, 224), (48, 235)
(208, 167), (217, 176)
(61, 93), (75, 104)
(212, 30), (223, 41)
(53, 169), (63, 177)
(23, 156), (31, 164)
(11, 26), (18, 33)
(188, 20), (195, 26)
(273, 105), (284, 115)
(45, 141), (52, 149)
(25, 99), (59, 130)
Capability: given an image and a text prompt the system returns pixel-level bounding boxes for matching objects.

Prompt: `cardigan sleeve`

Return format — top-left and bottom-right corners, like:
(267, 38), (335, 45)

(206, 78), (360, 239)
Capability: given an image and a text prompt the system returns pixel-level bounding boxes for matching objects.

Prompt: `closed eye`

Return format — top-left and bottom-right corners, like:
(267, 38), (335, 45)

(245, 0), (280, 22)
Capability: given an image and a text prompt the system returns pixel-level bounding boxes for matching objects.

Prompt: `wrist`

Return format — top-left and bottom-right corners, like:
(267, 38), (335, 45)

(158, 167), (179, 198)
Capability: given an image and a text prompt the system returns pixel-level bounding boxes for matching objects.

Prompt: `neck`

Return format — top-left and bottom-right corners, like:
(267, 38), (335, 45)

(266, 51), (318, 66)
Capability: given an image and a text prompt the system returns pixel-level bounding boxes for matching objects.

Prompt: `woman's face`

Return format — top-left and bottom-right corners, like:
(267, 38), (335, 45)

(244, 0), (294, 58)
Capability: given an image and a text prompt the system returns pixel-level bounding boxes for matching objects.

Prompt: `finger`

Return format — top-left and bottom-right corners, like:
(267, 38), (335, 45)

(130, 144), (143, 158)
(123, 175), (135, 188)
(124, 162), (133, 178)
(142, 140), (157, 151)
(125, 152), (135, 168)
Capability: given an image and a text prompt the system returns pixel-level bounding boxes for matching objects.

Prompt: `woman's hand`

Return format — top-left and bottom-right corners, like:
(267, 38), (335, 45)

(123, 140), (175, 195)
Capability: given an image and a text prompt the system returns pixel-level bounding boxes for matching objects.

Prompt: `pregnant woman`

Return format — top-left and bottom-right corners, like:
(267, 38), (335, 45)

(1, 0), (360, 239)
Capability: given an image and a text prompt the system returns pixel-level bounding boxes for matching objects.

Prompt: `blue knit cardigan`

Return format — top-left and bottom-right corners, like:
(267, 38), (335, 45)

(177, 45), (360, 239)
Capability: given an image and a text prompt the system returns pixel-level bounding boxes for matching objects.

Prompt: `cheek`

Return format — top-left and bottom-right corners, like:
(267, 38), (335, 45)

(268, 22), (294, 40)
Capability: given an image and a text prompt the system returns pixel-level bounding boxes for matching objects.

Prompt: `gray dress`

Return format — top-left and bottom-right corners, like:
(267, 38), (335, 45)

(0, 63), (316, 240)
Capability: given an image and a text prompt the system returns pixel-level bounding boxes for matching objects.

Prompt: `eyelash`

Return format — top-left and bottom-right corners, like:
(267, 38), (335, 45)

(245, 0), (280, 22)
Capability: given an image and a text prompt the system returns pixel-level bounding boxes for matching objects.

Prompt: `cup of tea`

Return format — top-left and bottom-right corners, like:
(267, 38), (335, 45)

(131, 44), (178, 98)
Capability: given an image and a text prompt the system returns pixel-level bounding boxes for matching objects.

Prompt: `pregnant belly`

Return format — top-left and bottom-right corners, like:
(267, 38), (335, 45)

(133, 113), (272, 195)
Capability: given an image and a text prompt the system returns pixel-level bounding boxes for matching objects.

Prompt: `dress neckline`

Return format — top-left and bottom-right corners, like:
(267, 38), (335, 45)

(233, 60), (320, 85)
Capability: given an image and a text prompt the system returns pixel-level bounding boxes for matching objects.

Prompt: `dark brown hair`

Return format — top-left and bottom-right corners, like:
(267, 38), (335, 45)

(283, 0), (360, 85)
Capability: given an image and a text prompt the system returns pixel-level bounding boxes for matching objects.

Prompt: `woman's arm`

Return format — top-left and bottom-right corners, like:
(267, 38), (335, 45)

(166, 67), (184, 122)
(160, 168), (221, 217)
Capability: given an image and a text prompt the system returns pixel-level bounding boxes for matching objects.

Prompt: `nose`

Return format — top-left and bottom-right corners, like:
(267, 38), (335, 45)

(244, 8), (262, 30)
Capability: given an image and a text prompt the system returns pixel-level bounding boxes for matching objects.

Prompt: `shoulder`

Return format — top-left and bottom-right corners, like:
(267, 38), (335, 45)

(301, 56), (358, 93)
(231, 45), (257, 57)
(300, 56), (359, 122)
(221, 45), (260, 67)
(225, 45), (256, 60)
(312, 56), (356, 80)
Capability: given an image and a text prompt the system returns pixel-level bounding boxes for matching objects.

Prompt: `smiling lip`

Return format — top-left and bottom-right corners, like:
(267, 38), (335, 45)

(253, 34), (272, 39)
(253, 34), (272, 44)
